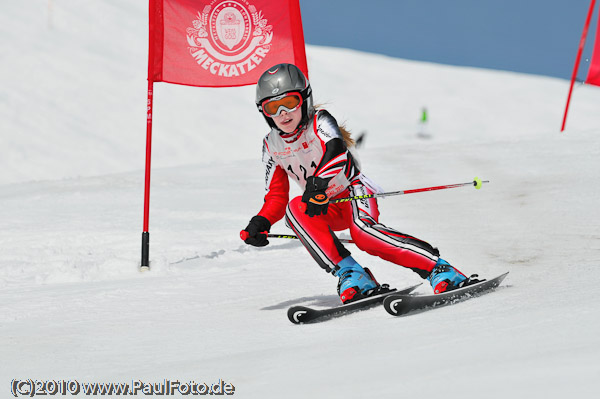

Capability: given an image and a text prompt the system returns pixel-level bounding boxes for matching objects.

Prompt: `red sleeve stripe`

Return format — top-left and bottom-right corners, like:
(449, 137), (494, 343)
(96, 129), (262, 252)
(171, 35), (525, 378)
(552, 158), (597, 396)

(318, 167), (345, 179)
(314, 153), (347, 176)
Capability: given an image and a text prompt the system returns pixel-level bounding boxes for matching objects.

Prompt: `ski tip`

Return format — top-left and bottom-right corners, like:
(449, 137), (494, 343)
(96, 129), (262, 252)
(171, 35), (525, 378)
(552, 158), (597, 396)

(383, 294), (413, 317)
(496, 271), (509, 283)
(287, 306), (313, 324)
(393, 282), (422, 295)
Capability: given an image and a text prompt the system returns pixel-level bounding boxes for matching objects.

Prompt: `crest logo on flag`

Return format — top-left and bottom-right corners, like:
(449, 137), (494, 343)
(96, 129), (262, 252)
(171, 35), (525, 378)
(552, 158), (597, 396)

(186, 0), (273, 78)
(211, 3), (251, 52)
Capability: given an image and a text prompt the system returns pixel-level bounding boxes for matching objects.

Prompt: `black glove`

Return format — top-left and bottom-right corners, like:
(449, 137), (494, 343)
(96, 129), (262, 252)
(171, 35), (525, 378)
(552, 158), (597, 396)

(240, 215), (271, 247)
(302, 176), (329, 217)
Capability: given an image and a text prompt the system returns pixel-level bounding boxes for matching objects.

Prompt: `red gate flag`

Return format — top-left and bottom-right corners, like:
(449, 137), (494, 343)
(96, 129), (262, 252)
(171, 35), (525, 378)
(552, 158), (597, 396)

(561, 0), (598, 132)
(149, 0), (308, 87)
(142, 0), (308, 268)
(585, 7), (600, 86)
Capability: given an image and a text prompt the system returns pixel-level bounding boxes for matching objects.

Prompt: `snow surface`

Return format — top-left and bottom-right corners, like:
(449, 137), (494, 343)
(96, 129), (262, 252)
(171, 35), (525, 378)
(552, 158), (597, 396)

(2, 1), (600, 398)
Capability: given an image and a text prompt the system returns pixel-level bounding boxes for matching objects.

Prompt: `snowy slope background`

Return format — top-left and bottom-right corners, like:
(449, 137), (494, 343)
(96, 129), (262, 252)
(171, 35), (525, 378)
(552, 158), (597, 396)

(1, 1), (600, 398)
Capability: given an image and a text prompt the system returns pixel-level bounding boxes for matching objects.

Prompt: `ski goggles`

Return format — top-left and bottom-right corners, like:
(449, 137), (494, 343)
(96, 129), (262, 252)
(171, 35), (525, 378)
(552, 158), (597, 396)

(261, 92), (303, 117)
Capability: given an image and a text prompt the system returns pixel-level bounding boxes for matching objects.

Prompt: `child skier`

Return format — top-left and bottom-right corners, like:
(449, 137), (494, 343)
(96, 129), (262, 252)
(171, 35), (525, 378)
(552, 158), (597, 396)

(240, 63), (478, 304)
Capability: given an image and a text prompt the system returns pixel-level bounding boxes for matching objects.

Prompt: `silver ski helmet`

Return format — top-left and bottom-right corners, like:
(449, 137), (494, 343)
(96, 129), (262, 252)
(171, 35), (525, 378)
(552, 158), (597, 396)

(255, 63), (313, 130)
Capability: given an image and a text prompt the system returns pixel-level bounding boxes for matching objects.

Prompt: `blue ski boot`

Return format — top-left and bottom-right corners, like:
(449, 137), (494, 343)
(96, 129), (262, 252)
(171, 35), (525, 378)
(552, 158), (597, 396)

(333, 256), (379, 303)
(428, 258), (470, 294)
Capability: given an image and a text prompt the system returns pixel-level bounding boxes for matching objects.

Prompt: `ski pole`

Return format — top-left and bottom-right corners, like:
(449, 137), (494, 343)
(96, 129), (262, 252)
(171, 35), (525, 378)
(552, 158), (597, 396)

(331, 177), (488, 203)
(267, 233), (354, 244)
(241, 178), (487, 243)
(240, 230), (354, 244)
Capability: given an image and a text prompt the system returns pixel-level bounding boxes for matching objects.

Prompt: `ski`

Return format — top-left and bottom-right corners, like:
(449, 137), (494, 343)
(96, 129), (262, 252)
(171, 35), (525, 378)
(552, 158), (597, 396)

(287, 283), (422, 324)
(383, 272), (509, 317)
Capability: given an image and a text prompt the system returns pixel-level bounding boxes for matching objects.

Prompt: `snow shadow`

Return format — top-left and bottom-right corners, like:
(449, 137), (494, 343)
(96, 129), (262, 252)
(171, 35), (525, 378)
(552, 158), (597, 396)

(261, 294), (341, 310)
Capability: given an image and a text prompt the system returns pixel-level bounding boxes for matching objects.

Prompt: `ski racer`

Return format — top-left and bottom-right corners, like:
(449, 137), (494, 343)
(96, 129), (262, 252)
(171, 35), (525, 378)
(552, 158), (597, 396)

(240, 63), (479, 304)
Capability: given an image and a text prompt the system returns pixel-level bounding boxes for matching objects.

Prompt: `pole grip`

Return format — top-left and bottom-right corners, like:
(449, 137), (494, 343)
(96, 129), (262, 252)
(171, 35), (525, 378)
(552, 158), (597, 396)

(240, 231), (269, 241)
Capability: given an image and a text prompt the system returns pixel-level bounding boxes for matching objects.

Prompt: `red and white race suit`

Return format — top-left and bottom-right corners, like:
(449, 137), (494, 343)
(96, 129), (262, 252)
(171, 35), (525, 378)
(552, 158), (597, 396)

(256, 109), (439, 278)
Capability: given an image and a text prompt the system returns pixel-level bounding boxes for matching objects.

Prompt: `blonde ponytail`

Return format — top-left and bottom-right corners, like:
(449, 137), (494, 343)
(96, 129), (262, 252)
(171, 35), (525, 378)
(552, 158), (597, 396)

(339, 124), (355, 148)
(314, 104), (355, 148)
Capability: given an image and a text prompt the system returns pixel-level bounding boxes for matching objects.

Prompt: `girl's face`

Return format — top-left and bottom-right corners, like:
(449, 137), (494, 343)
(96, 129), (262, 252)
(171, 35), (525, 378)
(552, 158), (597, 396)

(272, 107), (302, 133)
